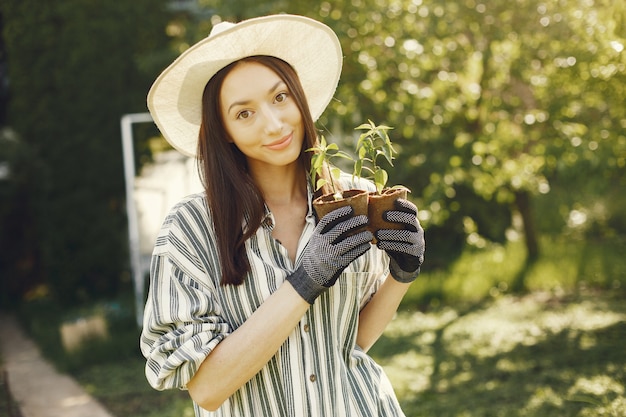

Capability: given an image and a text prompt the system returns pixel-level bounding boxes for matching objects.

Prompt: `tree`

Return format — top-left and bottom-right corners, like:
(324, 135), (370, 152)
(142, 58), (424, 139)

(316, 0), (626, 269)
(0, 0), (170, 305)
(156, 0), (626, 273)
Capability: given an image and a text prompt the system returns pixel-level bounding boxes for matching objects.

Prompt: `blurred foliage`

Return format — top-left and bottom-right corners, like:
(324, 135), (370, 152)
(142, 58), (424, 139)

(402, 235), (626, 309)
(325, 0), (625, 264)
(0, 1), (171, 307)
(175, 0), (626, 268)
(1, 0), (625, 307)
(17, 293), (139, 372)
(0, 128), (44, 308)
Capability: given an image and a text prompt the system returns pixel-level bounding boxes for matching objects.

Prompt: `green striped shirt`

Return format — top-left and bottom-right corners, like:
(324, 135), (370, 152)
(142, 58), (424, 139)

(140, 176), (406, 416)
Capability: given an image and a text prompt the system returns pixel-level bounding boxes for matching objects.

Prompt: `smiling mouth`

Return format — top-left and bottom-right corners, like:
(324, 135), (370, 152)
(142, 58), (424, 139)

(265, 133), (293, 150)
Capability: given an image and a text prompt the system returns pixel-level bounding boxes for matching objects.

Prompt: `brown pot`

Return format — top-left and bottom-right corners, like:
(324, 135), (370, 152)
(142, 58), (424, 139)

(312, 189), (369, 221)
(368, 187), (409, 242)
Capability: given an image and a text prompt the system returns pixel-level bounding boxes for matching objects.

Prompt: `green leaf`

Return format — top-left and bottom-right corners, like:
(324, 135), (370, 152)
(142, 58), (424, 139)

(315, 178), (328, 191)
(355, 122), (372, 130)
(335, 151), (353, 160)
(374, 169), (388, 193)
(354, 159), (363, 178)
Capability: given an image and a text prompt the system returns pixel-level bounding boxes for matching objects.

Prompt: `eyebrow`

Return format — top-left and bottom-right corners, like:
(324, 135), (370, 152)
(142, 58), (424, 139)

(227, 80), (286, 114)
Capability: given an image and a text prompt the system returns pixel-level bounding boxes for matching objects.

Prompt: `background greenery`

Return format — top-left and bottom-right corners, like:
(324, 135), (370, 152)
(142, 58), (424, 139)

(1, 0), (624, 308)
(0, 0), (624, 416)
(15, 237), (626, 416)
(0, 0), (171, 306)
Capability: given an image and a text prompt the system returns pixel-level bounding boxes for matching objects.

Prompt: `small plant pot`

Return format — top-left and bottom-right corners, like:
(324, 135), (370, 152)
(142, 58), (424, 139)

(367, 187), (409, 242)
(312, 189), (369, 221)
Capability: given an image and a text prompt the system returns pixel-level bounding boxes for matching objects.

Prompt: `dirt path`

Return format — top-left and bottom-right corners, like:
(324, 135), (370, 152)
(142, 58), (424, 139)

(0, 315), (114, 417)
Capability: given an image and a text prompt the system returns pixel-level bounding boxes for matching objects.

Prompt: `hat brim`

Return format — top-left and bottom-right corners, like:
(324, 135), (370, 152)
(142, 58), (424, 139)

(147, 14), (343, 157)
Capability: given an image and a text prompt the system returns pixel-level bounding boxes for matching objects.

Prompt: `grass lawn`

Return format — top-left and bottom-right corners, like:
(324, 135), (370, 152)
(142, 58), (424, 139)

(69, 289), (625, 417)
(370, 290), (626, 416)
(74, 360), (193, 417)
(20, 236), (626, 416)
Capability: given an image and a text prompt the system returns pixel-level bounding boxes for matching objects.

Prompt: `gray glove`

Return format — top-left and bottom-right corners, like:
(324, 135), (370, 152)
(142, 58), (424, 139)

(375, 199), (425, 283)
(287, 205), (373, 304)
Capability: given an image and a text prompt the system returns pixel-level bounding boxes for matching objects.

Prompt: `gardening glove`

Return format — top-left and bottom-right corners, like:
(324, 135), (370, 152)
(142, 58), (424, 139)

(287, 205), (373, 304)
(375, 199), (425, 283)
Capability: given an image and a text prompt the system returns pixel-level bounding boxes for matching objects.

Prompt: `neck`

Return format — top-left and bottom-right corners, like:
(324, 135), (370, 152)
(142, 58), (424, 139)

(249, 162), (307, 206)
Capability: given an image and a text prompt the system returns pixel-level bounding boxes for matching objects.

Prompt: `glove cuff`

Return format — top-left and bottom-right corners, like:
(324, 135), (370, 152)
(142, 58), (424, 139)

(389, 257), (420, 283)
(286, 265), (328, 304)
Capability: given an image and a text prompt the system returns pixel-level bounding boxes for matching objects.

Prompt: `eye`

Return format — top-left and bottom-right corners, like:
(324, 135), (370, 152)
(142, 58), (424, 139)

(236, 109), (252, 120)
(275, 92), (288, 103)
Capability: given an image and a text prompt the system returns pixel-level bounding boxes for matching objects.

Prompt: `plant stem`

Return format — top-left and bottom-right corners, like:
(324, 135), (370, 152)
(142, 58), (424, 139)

(326, 163), (338, 197)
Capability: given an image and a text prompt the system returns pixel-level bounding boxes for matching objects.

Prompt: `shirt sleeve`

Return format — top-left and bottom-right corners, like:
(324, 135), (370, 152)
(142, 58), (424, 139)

(140, 199), (231, 391)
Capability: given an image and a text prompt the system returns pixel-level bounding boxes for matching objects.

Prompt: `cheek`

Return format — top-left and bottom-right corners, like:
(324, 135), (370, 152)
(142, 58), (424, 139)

(287, 104), (304, 128)
(222, 117), (245, 145)
(292, 107), (305, 137)
(227, 125), (259, 154)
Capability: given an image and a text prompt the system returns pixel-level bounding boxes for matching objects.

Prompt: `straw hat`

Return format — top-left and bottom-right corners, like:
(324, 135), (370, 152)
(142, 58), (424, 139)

(147, 14), (343, 157)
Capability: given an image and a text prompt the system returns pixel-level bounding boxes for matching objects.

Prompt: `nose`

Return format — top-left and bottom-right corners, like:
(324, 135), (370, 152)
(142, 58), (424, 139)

(261, 105), (282, 135)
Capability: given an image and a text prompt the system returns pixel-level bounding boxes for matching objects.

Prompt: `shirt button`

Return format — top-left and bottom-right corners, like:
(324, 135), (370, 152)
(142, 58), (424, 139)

(303, 324), (310, 332)
(309, 374), (316, 382)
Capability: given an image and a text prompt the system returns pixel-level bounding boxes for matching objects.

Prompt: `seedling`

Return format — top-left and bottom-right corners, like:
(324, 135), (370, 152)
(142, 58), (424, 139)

(307, 135), (353, 200)
(353, 119), (397, 194)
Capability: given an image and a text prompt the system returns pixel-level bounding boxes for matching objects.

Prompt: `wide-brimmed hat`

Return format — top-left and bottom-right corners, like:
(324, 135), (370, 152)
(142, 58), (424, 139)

(147, 14), (343, 157)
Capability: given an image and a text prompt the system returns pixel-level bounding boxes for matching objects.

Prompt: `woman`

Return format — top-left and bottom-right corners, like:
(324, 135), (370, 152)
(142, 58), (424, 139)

(140, 14), (425, 417)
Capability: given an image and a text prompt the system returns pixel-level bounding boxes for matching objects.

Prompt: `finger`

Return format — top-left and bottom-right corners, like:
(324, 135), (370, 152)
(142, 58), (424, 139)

(328, 214), (369, 243)
(340, 241), (372, 263)
(334, 227), (372, 248)
(375, 228), (418, 243)
(382, 211), (419, 232)
(382, 199), (419, 232)
(376, 240), (415, 255)
(318, 205), (354, 234)
(394, 198), (418, 215)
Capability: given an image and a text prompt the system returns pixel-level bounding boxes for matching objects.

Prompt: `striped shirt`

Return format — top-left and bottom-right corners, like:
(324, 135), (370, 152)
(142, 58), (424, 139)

(140, 175), (406, 416)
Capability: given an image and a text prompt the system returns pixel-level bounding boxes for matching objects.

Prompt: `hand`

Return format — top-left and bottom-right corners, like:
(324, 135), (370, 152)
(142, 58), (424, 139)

(375, 198), (425, 283)
(287, 205), (373, 304)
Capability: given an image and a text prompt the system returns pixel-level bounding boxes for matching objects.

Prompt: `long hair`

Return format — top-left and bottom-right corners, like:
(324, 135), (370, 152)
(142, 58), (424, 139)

(197, 56), (322, 285)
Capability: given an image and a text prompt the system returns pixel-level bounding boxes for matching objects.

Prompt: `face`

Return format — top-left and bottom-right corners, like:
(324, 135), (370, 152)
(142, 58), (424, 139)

(219, 61), (304, 173)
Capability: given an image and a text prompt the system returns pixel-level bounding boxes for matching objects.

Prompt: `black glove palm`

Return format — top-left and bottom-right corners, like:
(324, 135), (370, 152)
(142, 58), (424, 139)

(375, 199), (425, 283)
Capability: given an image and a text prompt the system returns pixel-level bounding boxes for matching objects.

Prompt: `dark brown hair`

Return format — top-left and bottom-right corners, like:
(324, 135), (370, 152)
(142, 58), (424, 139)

(197, 56), (324, 285)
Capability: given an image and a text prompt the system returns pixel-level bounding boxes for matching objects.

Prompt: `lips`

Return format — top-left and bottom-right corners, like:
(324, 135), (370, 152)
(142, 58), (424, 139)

(265, 133), (293, 150)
